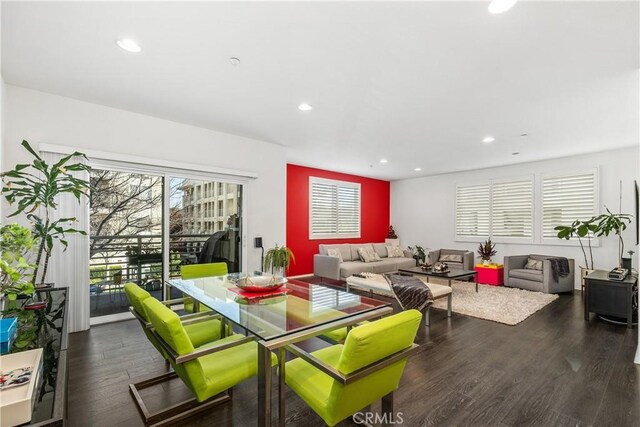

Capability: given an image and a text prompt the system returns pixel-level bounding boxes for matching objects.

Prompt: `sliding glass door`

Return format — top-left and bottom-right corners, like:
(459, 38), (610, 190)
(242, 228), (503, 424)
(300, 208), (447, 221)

(89, 167), (243, 319)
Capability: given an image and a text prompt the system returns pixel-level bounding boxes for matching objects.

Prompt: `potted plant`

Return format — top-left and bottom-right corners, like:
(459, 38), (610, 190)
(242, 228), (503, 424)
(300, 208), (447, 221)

(592, 208), (632, 267)
(477, 240), (497, 265)
(408, 245), (426, 265)
(555, 218), (598, 288)
(1, 141), (91, 286)
(263, 244), (295, 276)
(0, 224), (36, 308)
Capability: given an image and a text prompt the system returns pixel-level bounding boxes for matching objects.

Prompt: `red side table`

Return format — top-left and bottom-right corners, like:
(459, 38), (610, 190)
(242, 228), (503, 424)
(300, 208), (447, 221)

(474, 264), (504, 286)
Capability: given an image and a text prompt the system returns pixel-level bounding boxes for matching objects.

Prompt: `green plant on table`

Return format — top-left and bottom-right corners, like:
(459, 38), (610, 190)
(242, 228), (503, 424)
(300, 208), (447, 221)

(408, 245), (426, 263)
(263, 244), (295, 275)
(1, 140), (91, 286)
(0, 223), (36, 300)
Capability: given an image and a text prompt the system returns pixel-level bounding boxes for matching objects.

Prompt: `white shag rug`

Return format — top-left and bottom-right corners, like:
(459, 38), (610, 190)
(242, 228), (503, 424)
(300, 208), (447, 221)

(431, 281), (559, 326)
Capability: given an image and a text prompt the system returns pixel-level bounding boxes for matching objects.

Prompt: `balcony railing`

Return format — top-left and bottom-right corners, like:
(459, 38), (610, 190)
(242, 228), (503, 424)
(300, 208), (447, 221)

(89, 233), (214, 288)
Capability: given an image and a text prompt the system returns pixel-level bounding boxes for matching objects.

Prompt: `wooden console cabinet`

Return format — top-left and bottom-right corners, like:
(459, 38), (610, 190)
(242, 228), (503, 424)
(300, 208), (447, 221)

(584, 270), (638, 329)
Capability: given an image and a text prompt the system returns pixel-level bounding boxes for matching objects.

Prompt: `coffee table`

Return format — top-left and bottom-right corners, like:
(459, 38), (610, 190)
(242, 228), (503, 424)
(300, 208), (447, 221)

(399, 266), (479, 292)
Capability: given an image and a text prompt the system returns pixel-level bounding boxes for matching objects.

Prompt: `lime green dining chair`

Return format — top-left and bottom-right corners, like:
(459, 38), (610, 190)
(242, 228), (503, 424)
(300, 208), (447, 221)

(132, 297), (276, 425)
(283, 310), (422, 426)
(123, 283), (226, 353)
(180, 262), (228, 312)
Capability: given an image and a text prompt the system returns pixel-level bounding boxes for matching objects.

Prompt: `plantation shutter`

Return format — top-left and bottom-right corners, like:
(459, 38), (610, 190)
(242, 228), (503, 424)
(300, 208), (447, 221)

(492, 180), (533, 238)
(455, 184), (490, 238)
(542, 173), (596, 239)
(310, 177), (361, 239)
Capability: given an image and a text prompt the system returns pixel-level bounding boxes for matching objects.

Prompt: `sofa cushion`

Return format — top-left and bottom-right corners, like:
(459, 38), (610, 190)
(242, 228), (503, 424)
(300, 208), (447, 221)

(509, 268), (543, 283)
(370, 259), (400, 274)
(386, 245), (404, 258)
(372, 243), (388, 258)
(440, 249), (465, 256)
(525, 258), (543, 271)
(326, 248), (343, 262)
(350, 244), (374, 261)
(440, 253), (463, 263)
(319, 244), (352, 261)
(394, 257), (416, 270)
(358, 247), (381, 263)
(340, 261), (375, 278)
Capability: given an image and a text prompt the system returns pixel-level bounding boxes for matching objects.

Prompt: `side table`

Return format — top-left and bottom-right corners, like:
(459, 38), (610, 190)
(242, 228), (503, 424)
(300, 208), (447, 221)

(474, 264), (504, 286)
(584, 270), (638, 329)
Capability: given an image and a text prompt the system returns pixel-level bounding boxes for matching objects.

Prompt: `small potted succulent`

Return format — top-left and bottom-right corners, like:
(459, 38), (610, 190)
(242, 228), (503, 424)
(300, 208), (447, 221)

(477, 239), (497, 265)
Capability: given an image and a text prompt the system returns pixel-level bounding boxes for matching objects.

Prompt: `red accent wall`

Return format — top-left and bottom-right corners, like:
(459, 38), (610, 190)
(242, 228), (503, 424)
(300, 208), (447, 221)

(286, 164), (390, 276)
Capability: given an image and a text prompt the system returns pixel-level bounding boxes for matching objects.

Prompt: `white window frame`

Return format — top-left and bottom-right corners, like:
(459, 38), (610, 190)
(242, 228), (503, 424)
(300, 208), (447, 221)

(490, 175), (535, 245)
(454, 182), (491, 243)
(454, 169), (599, 247)
(309, 176), (361, 240)
(539, 168), (600, 247)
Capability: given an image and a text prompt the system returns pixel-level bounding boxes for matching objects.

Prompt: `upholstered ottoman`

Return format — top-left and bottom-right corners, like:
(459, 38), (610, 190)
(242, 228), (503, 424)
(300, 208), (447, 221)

(345, 274), (452, 326)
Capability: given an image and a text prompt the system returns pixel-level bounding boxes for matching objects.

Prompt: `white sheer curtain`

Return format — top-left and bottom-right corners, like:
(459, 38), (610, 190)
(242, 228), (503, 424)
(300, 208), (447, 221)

(40, 150), (91, 333)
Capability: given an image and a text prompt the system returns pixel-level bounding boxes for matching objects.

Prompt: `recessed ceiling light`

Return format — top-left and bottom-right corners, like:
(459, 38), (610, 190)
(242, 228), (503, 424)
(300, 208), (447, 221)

(488, 0), (518, 14)
(482, 136), (495, 143)
(229, 57), (241, 66)
(379, 159), (388, 164)
(298, 103), (313, 111)
(414, 167), (422, 172)
(512, 152), (520, 155)
(116, 38), (142, 53)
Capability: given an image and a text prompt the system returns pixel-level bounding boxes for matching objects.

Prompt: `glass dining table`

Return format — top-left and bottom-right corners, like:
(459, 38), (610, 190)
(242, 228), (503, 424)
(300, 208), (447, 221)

(165, 273), (392, 426)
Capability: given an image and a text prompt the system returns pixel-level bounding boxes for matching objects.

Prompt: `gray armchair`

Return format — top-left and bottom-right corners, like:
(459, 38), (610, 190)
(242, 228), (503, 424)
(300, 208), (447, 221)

(504, 255), (575, 294)
(428, 249), (474, 270)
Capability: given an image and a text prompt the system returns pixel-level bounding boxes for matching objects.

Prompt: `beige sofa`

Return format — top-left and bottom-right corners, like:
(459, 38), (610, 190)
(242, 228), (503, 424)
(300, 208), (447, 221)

(313, 243), (415, 281)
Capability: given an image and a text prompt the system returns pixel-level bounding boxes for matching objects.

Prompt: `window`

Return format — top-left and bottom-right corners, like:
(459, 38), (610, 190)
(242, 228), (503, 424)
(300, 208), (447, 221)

(492, 179), (533, 238)
(542, 172), (596, 239)
(455, 184), (490, 238)
(309, 177), (361, 239)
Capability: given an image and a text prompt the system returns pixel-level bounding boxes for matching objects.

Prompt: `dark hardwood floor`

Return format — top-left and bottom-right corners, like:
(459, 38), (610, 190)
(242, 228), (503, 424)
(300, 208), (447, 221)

(67, 288), (639, 427)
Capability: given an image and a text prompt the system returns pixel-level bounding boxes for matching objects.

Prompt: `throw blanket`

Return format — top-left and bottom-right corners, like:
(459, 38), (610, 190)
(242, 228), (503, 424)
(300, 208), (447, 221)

(383, 274), (434, 312)
(546, 257), (570, 282)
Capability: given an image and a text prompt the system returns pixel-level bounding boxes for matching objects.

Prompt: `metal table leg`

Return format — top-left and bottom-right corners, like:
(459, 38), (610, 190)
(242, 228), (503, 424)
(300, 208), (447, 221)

(258, 342), (273, 427)
(475, 273), (478, 293)
(447, 294), (452, 317)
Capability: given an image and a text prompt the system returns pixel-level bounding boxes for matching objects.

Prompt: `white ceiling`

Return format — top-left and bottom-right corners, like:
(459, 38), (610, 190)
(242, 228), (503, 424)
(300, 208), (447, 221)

(2, 1), (638, 180)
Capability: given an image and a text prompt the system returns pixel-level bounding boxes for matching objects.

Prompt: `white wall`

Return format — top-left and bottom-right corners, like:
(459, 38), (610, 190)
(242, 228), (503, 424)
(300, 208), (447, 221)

(2, 85), (286, 271)
(391, 147), (639, 289)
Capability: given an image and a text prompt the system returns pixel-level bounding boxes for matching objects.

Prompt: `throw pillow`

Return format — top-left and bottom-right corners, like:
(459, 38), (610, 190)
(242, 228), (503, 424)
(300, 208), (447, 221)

(440, 254), (463, 263)
(326, 248), (343, 262)
(358, 247), (381, 263)
(386, 245), (404, 258)
(525, 258), (543, 270)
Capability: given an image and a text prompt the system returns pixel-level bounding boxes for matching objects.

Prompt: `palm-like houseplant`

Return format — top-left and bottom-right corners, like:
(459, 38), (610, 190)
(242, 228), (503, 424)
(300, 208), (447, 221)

(1, 141), (91, 286)
(263, 244), (295, 276)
